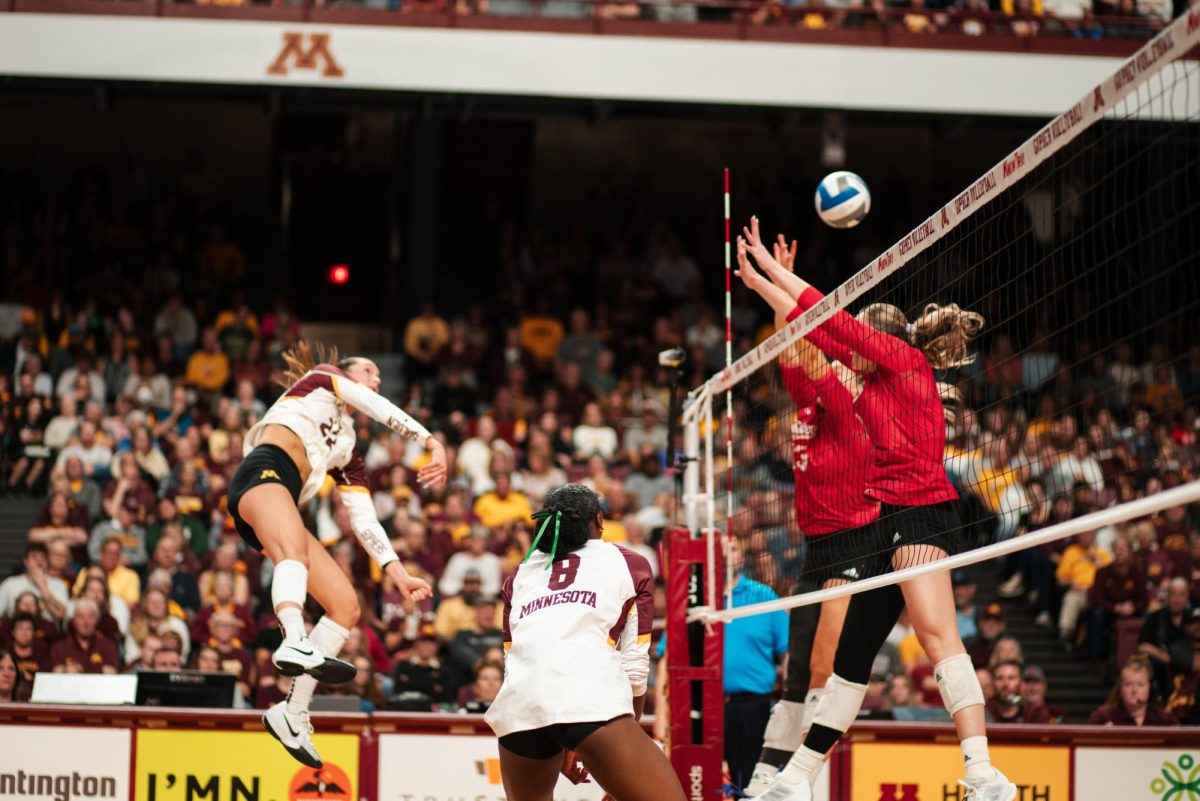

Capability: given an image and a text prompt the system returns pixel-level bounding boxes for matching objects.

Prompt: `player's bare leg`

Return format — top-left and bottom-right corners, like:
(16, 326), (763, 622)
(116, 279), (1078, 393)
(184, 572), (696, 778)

(497, 746), (562, 801)
(575, 716), (687, 801)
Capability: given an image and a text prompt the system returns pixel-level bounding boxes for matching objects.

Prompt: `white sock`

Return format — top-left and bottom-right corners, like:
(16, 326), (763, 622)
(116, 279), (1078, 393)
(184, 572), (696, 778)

(962, 735), (994, 781)
(277, 607), (306, 642)
(286, 617), (351, 716)
(311, 616), (350, 658)
(778, 746), (823, 786)
(750, 763), (779, 782)
(272, 560), (309, 640)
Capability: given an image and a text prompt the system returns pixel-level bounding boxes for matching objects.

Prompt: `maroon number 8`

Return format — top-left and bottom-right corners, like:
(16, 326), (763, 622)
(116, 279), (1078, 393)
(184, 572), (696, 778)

(548, 553), (581, 590)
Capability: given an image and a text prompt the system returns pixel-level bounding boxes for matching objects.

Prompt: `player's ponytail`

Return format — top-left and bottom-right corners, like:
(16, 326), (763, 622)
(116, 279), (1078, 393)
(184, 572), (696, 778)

(278, 340), (341, 388)
(911, 303), (985, 370)
(858, 302), (984, 370)
(523, 483), (601, 567)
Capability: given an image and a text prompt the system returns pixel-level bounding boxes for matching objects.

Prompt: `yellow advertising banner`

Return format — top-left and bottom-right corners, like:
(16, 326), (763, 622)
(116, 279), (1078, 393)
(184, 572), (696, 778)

(135, 729), (359, 801)
(850, 742), (1070, 801)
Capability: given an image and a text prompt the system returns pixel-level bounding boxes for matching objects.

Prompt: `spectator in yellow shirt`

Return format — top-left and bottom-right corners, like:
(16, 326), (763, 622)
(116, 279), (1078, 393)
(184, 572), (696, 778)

(75, 536), (142, 608)
(1055, 529), (1111, 648)
(472, 473), (533, 529)
(185, 328), (230, 394)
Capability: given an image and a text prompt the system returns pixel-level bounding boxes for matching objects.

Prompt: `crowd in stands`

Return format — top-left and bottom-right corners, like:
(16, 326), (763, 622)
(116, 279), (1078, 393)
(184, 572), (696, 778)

(0, 137), (1196, 729)
(75, 0), (1183, 38)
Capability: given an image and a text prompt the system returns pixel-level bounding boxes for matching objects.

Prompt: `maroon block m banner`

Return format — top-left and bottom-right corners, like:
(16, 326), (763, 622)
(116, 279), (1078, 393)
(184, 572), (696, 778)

(267, 33), (344, 78)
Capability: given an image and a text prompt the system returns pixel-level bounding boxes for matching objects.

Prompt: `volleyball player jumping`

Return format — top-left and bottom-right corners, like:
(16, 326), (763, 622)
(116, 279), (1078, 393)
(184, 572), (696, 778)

(485, 483), (686, 801)
(227, 342), (446, 767)
(734, 244), (881, 796)
(741, 218), (1016, 801)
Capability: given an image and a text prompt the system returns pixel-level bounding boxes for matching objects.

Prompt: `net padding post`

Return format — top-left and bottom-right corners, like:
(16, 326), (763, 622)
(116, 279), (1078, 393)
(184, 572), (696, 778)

(665, 526), (725, 801)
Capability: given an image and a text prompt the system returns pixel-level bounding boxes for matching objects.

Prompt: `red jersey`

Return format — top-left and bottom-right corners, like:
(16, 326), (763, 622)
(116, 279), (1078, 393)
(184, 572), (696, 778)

(780, 365), (878, 536)
(790, 288), (958, 507)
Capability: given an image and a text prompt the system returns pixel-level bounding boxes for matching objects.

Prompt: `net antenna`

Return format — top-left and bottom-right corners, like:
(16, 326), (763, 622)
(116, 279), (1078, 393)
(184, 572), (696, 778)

(682, 11), (1200, 625)
(722, 167), (734, 612)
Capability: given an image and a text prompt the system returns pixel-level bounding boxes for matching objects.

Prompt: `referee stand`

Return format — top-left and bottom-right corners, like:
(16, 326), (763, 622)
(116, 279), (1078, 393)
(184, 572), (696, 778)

(664, 527), (726, 801)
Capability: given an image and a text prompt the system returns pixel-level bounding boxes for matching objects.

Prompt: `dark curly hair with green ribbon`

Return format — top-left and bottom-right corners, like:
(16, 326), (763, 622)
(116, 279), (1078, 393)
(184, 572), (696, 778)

(523, 483), (602, 568)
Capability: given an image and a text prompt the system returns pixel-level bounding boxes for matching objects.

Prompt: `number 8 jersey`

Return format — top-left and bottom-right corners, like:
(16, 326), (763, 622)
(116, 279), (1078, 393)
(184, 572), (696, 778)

(486, 540), (654, 738)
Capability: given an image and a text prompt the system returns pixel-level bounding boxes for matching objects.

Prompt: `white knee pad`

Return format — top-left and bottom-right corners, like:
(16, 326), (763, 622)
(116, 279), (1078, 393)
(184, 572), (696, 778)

(311, 616), (350, 659)
(810, 674), (867, 734)
(800, 688), (825, 735)
(763, 700), (807, 752)
(935, 653), (985, 715)
(271, 560), (309, 610)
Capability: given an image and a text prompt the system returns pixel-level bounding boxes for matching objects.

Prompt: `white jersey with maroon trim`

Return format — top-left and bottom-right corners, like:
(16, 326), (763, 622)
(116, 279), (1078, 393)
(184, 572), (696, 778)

(485, 539), (654, 738)
(244, 363), (431, 568)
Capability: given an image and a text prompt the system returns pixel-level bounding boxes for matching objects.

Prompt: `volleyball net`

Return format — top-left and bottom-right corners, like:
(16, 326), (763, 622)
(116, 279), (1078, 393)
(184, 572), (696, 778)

(680, 12), (1200, 625)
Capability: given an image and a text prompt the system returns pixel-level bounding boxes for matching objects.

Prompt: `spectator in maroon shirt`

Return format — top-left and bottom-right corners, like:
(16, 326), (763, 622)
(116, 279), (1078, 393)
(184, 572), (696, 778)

(190, 570), (255, 645)
(1156, 506), (1192, 578)
(1088, 657), (1177, 726)
(207, 609), (255, 701)
(102, 453), (157, 525)
(1088, 535), (1146, 662)
(393, 518), (449, 578)
(7, 613), (50, 696)
(1020, 665), (1066, 723)
(986, 660), (1053, 724)
(50, 599), (119, 674)
(1135, 520), (1176, 594)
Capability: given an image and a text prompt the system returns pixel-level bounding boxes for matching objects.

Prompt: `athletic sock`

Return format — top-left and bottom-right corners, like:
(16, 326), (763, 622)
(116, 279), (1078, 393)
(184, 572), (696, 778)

(778, 745), (824, 785)
(962, 735), (994, 782)
(277, 607), (306, 642)
(286, 675), (317, 716)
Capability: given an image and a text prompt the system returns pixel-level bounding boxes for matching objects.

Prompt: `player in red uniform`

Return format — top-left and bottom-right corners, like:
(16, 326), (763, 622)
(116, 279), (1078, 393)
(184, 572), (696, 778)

(734, 245), (882, 795)
(741, 219), (1016, 801)
(485, 483), (685, 801)
(226, 341), (446, 767)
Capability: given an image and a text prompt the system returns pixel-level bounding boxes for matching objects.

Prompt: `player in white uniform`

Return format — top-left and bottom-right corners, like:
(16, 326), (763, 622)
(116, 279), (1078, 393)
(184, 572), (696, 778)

(485, 484), (685, 801)
(226, 342), (446, 768)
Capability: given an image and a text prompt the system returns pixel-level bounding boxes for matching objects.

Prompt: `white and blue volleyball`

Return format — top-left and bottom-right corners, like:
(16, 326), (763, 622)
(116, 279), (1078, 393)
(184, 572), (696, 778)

(814, 171), (871, 229)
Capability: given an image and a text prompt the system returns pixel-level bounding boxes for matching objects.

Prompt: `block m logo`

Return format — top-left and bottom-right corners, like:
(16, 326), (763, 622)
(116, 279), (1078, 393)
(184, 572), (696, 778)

(267, 33), (344, 78)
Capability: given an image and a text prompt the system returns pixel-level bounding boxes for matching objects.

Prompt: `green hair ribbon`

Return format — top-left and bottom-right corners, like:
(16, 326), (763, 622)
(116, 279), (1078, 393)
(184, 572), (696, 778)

(524, 510), (562, 570)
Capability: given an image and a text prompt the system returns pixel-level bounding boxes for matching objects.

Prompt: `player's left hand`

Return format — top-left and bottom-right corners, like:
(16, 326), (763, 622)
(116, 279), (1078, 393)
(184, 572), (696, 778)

(385, 562), (433, 603)
(773, 233), (798, 272)
(560, 750), (591, 784)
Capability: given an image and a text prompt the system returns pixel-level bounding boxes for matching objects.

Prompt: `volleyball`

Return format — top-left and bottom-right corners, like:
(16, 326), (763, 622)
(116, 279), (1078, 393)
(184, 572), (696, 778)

(814, 171), (871, 229)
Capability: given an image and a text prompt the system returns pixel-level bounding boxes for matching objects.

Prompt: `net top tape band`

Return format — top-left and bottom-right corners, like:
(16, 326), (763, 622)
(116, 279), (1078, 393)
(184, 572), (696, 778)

(686, 9), (1200, 413)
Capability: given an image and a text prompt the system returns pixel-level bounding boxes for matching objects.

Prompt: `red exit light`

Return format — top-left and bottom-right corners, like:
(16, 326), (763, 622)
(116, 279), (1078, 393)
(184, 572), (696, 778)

(328, 264), (350, 285)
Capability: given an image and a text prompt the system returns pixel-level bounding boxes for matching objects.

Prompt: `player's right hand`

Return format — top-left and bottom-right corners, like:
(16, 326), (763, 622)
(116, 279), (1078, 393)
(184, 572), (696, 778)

(417, 441), (448, 490)
(560, 750), (591, 785)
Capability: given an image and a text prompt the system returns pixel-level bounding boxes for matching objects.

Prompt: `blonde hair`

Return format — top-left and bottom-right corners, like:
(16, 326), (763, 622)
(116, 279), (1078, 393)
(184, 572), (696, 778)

(858, 302), (985, 370)
(277, 340), (366, 388)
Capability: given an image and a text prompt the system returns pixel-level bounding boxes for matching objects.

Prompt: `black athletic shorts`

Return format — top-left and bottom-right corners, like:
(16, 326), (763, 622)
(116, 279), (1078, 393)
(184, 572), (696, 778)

(497, 717), (621, 760)
(877, 500), (964, 567)
(784, 519), (885, 701)
(803, 519), (888, 588)
(226, 444), (304, 552)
